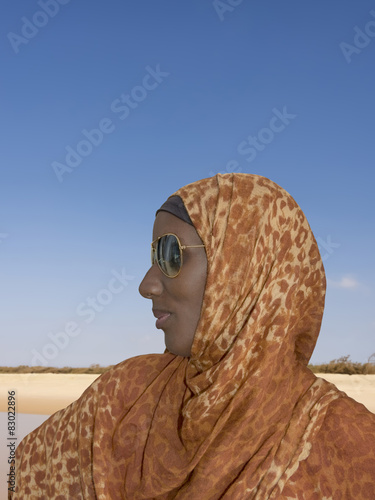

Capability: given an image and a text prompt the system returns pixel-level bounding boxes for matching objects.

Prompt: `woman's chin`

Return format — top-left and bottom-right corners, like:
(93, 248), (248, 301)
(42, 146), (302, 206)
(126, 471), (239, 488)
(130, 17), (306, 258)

(164, 337), (191, 357)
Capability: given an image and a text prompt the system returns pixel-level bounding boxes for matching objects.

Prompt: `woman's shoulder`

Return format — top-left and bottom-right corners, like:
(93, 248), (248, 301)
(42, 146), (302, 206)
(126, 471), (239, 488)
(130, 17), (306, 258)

(18, 353), (178, 451)
(286, 394), (375, 499)
(316, 394), (375, 456)
(88, 352), (178, 402)
(11, 352), (180, 498)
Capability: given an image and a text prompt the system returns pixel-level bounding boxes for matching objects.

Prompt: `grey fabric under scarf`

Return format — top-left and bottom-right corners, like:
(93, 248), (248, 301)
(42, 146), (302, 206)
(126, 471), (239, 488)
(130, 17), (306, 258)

(155, 195), (194, 226)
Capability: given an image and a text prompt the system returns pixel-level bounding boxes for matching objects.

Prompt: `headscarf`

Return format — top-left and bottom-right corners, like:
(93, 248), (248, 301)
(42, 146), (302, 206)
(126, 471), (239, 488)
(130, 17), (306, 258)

(10, 174), (375, 499)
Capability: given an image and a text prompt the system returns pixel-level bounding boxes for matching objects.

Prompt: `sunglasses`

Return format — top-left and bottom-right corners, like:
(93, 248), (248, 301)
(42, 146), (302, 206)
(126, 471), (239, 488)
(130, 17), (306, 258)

(151, 233), (205, 278)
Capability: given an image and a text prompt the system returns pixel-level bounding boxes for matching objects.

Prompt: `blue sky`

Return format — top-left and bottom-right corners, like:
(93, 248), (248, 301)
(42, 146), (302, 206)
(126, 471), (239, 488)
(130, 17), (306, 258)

(1, 1), (374, 367)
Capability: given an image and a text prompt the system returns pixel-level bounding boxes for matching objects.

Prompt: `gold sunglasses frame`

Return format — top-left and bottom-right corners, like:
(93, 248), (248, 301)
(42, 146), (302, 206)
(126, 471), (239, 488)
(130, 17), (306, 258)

(151, 233), (205, 278)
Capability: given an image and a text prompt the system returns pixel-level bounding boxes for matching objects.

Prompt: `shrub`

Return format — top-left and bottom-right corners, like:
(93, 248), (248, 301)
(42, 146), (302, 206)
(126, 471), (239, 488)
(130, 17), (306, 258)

(0, 365), (114, 374)
(309, 355), (375, 375)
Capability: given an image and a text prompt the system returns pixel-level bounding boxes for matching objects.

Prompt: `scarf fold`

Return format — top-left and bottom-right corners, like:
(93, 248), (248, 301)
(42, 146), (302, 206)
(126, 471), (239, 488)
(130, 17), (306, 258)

(11, 174), (374, 499)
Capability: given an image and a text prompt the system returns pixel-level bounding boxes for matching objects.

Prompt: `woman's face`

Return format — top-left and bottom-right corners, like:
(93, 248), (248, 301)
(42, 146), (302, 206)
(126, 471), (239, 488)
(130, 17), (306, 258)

(139, 211), (207, 357)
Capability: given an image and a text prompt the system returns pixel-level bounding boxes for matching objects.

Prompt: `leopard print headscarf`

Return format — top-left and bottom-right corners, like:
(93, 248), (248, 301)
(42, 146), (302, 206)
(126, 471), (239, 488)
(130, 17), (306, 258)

(11, 174), (375, 499)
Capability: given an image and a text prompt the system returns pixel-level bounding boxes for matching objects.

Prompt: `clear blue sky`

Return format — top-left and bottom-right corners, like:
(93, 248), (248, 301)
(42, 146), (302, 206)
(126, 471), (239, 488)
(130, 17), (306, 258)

(1, 1), (374, 367)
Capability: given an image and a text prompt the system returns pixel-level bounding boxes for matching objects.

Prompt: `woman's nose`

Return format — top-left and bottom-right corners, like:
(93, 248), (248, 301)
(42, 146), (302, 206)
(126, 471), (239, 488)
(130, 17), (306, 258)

(138, 264), (164, 298)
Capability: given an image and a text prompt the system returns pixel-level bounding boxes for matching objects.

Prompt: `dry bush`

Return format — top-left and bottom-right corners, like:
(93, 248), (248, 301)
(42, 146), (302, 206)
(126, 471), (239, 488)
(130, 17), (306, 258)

(2, 356), (375, 375)
(309, 355), (375, 375)
(0, 364), (113, 374)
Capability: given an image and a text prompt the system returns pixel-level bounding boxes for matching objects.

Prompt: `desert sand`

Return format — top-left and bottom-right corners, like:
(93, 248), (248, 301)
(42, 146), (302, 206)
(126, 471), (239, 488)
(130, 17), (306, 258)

(318, 373), (375, 413)
(0, 373), (99, 415)
(0, 372), (374, 415)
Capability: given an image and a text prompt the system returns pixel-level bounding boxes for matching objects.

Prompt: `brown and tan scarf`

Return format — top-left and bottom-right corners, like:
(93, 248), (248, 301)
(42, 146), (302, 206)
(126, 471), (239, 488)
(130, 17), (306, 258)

(10, 174), (375, 499)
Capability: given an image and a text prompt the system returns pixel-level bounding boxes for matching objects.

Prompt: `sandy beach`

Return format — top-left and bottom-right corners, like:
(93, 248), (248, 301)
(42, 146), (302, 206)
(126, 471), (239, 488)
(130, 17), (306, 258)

(1, 372), (374, 415)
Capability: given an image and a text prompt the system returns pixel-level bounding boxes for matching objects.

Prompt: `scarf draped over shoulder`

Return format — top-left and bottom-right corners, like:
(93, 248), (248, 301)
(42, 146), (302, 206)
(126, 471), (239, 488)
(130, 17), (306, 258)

(10, 174), (375, 499)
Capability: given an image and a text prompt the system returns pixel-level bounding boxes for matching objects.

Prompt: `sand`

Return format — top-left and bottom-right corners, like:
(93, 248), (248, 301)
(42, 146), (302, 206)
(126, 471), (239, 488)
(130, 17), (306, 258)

(0, 372), (374, 415)
(0, 373), (99, 415)
(317, 373), (375, 413)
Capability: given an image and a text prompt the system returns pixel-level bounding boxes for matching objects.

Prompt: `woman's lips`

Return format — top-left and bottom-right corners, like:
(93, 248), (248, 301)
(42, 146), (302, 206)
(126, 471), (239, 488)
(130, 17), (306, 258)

(153, 310), (171, 329)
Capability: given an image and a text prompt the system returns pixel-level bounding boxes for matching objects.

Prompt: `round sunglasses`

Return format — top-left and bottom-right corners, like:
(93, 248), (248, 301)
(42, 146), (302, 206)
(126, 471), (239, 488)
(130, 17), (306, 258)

(151, 233), (205, 278)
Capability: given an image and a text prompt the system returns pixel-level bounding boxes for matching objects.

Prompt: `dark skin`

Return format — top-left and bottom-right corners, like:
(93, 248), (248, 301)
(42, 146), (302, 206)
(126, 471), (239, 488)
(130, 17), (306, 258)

(139, 212), (207, 357)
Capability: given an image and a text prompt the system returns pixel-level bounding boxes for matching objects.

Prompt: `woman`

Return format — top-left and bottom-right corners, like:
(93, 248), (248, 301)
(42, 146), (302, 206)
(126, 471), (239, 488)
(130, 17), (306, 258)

(11, 173), (375, 499)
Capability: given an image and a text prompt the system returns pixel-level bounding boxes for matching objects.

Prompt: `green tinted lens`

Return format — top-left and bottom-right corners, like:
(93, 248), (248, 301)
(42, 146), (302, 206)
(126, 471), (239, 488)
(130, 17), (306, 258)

(157, 234), (182, 277)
